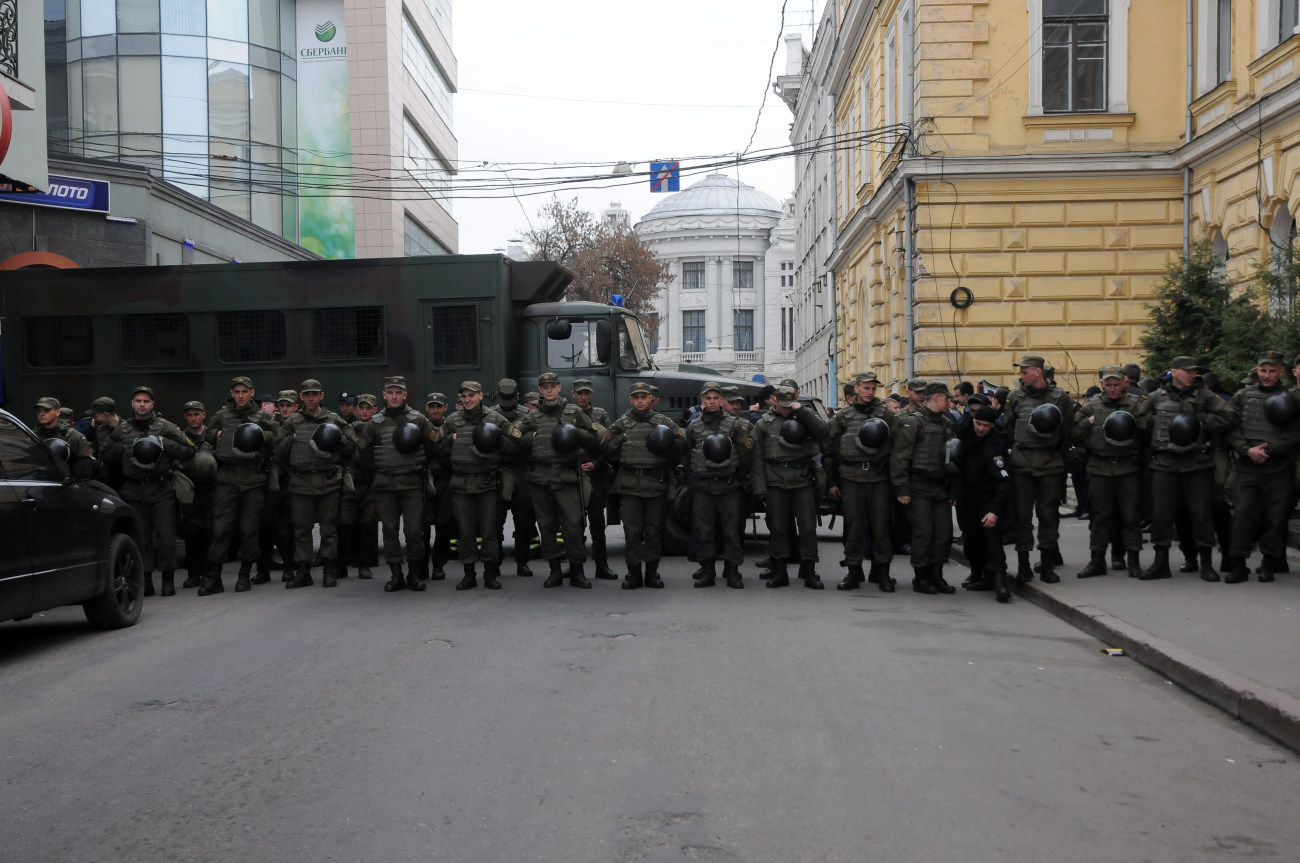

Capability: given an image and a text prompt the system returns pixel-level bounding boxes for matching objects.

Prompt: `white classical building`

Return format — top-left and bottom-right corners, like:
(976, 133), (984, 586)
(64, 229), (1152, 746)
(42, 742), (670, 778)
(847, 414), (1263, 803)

(774, 14), (839, 408)
(635, 173), (797, 384)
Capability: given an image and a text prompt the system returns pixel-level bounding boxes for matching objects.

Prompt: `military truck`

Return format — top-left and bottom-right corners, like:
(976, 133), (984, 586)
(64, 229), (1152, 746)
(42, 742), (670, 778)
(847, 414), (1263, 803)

(0, 254), (761, 418)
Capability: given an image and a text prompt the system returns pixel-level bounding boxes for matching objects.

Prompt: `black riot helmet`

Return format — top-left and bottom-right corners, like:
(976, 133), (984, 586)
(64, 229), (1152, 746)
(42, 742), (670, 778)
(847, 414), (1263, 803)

(232, 421), (265, 454)
(311, 421), (342, 453)
(702, 433), (733, 464)
(857, 417), (890, 451)
(45, 437), (71, 462)
(132, 435), (163, 465)
(392, 422), (424, 455)
(188, 451), (218, 485)
(1029, 402), (1062, 435)
(472, 421), (502, 454)
(647, 424), (677, 456)
(1264, 391), (1300, 427)
(551, 422), (580, 454)
(779, 418), (809, 446)
(1168, 411), (1202, 447)
(1102, 410), (1137, 445)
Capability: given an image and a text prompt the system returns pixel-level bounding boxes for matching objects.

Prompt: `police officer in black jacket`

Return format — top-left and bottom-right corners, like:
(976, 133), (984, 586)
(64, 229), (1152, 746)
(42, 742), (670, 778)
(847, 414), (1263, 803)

(957, 406), (1014, 602)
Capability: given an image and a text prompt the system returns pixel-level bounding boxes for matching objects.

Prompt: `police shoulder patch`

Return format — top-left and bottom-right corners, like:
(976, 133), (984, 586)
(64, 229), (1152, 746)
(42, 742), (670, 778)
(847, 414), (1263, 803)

(510, 426), (521, 438)
(993, 455), (1005, 469)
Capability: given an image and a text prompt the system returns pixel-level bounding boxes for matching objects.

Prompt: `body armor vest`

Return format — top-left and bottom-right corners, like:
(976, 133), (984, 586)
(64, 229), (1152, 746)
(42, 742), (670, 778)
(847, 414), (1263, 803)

(1239, 386), (1285, 444)
(615, 412), (670, 469)
(762, 413), (815, 463)
(531, 401), (584, 466)
(910, 414), (949, 476)
(1151, 390), (1203, 453)
(838, 402), (892, 461)
(1013, 388), (1061, 448)
(690, 412), (740, 479)
(213, 405), (266, 463)
(584, 405), (611, 426)
(1086, 394), (1140, 457)
(118, 414), (176, 479)
(372, 408), (427, 474)
(447, 407), (505, 471)
(288, 412), (344, 469)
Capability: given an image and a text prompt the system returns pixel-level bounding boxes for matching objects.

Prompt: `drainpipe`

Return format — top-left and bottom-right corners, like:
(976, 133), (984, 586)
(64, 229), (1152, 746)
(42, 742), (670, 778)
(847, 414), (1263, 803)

(1184, 0), (1194, 258)
(904, 175), (917, 379)
(828, 272), (837, 408)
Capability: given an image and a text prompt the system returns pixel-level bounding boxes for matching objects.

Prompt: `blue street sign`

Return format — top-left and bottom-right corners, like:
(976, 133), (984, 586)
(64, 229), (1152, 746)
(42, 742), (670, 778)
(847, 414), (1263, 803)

(0, 174), (111, 213)
(650, 161), (679, 193)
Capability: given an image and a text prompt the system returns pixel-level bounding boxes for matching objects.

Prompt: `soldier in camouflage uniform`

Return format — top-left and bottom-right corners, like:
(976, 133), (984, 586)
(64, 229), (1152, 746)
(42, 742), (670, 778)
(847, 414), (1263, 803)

(433, 381), (520, 590)
(421, 392), (454, 581)
(574, 379), (618, 580)
(83, 396), (121, 485)
(1141, 356), (1233, 580)
(101, 385), (195, 597)
(1071, 366), (1151, 579)
(34, 396), (94, 459)
(1224, 350), (1300, 583)
(263, 391), (297, 581)
(825, 372), (900, 592)
(750, 383), (830, 588)
(492, 379), (537, 577)
(200, 376), (277, 595)
(516, 372), (600, 588)
(274, 379), (356, 589)
(1004, 354), (1075, 583)
(683, 382), (752, 589)
(355, 375), (435, 593)
(602, 381), (688, 589)
(177, 400), (216, 591)
(890, 381), (958, 595)
(341, 393), (381, 579)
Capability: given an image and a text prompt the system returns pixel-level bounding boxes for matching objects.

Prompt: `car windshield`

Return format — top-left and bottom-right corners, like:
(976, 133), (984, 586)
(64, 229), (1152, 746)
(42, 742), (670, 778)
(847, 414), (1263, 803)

(618, 316), (653, 371)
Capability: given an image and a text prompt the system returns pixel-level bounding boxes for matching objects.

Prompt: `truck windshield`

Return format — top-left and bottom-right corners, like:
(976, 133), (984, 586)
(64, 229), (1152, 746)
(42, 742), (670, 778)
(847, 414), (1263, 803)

(618, 316), (653, 371)
(547, 320), (607, 369)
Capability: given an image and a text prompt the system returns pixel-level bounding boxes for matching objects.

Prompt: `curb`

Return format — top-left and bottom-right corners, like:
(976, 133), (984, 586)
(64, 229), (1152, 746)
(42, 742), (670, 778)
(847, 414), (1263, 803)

(947, 542), (1300, 755)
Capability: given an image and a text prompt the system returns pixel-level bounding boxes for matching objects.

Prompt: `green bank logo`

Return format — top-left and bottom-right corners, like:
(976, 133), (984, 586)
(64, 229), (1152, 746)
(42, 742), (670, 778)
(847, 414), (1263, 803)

(315, 21), (336, 42)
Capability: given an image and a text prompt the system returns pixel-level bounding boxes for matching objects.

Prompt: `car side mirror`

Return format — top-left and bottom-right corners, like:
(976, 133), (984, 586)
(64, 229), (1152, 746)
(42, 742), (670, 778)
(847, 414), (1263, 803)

(546, 319), (572, 340)
(595, 320), (612, 364)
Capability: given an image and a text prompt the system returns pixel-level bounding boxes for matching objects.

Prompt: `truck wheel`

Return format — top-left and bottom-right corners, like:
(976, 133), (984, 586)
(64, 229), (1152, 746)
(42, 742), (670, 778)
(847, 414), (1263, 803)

(83, 533), (145, 629)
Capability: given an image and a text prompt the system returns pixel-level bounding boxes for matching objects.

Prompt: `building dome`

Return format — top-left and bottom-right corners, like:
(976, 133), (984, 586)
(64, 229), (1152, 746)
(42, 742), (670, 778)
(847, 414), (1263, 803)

(638, 173), (784, 223)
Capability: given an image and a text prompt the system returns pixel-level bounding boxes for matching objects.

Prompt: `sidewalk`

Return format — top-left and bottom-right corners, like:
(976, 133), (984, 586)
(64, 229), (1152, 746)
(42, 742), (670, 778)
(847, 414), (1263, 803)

(952, 516), (1300, 754)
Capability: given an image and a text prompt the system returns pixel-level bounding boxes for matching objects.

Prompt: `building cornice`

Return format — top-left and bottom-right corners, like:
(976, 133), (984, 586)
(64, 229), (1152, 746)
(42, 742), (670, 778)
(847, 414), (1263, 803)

(1180, 78), (1300, 167)
(828, 0), (879, 97)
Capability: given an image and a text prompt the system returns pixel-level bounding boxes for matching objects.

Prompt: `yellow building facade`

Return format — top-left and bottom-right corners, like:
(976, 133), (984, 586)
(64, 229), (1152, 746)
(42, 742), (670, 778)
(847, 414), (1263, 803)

(822, 0), (1300, 394)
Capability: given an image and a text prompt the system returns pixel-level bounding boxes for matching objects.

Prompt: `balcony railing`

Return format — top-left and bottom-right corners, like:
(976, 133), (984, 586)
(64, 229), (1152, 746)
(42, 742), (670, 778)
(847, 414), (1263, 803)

(680, 352), (705, 364)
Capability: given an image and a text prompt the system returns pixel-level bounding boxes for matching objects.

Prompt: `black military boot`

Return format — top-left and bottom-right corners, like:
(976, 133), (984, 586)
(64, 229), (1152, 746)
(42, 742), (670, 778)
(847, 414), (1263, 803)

(1139, 546), (1171, 580)
(593, 551), (619, 580)
(516, 557), (533, 578)
(483, 562), (503, 590)
(911, 566), (937, 594)
(198, 563), (225, 596)
(456, 564), (478, 591)
(250, 561), (271, 585)
(623, 562), (644, 590)
(765, 560), (791, 588)
(160, 571), (176, 597)
(429, 560), (447, 581)
(321, 561), (338, 588)
(799, 560), (824, 590)
(1219, 551), (1232, 573)
(837, 564), (865, 591)
(876, 562), (896, 593)
(1257, 557), (1277, 583)
(1224, 557), (1249, 583)
(406, 561), (427, 591)
(182, 566), (202, 589)
(1198, 548), (1218, 582)
(643, 561), (664, 589)
(570, 563), (593, 589)
(1178, 550), (1199, 573)
(286, 563), (313, 589)
(931, 564), (956, 594)
(543, 559), (565, 588)
(723, 562), (744, 589)
(757, 557), (774, 580)
(693, 561), (716, 588)
(1039, 555), (1060, 584)
(1127, 550), (1142, 579)
(143, 572), (156, 597)
(1077, 552), (1108, 579)
(235, 562), (253, 593)
(992, 568), (1011, 603)
(1016, 550), (1034, 582)
(1110, 543), (1126, 571)
(961, 567), (986, 589)
(358, 564), (373, 580)
(383, 563), (406, 592)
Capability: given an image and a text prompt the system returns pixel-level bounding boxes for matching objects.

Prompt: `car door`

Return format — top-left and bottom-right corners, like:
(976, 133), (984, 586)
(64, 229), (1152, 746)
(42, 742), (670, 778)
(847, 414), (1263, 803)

(0, 417), (97, 611)
(0, 474), (35, 621)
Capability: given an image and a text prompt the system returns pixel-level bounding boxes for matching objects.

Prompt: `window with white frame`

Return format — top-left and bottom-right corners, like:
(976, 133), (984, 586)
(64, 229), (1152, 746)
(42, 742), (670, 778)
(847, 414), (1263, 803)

(1028, 0), (1129, 115)
(733, 310), (755, 352)
(1255, 1), (1298, 55)
(682, 260), (705, 289)
(682, 311), (705, 354)
(733, 260), (754, 289)
(1197, 0), (1235, 94)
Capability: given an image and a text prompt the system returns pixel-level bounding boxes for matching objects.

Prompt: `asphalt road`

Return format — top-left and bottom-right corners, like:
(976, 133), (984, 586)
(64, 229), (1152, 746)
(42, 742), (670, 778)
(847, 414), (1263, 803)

(2, 532), (1296, 863)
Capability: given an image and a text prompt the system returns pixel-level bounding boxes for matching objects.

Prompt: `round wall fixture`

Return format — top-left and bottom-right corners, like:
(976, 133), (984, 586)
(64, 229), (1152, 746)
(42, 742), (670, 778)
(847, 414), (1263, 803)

(949, 286), (974, 309)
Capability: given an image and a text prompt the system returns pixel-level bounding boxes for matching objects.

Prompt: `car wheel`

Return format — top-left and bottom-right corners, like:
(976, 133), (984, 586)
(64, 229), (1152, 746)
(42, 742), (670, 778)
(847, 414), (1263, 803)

(83, 533), (144, 629)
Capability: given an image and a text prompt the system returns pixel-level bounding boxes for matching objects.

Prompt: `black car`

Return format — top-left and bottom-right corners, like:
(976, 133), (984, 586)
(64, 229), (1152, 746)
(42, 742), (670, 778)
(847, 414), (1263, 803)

(0, 409), (145, 628)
